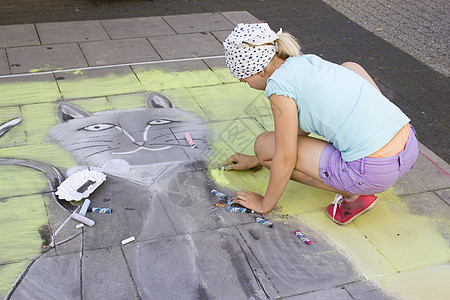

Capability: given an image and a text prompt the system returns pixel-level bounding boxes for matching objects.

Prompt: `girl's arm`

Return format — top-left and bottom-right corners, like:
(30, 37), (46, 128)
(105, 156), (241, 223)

(261, 94), (299, 212)
(233, 94), (299, 213)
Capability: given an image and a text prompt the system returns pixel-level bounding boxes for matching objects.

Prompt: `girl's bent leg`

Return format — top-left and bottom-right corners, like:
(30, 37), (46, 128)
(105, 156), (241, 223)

(254, 132), (352, 196)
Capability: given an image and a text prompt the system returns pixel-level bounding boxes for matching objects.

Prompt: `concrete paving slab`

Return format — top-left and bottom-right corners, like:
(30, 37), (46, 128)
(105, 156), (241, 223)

(79, 38), (161, 66)
(82, 246), (138, 299)
(203, 56), (238, 84)
(354, 195), (450, 272)
(0, 73), (61, 106)
(376, 263), (450, 300)
(36, 20), (110, 44)
(147, 32), (224, 59)
(7, 43), (88, 74)
(82, 176), (177, 250)
(162, 12), (235, 34)
(0, 194), (48, 264)
(154, 171), (256, 234)
(132, 59), (222, 91)
(237, 222), (363, 297)
(56, 66), (144, 99)
(100, 16), (176, 39)
(297, 211), (397, 279)
(0, 24), (40, 48)
(123, 227), (276, 299)
(9, 252), (80, 300)
(210, 29), (232, 44)
(0, 48), (9, 75)
(221, 11), (261, 25)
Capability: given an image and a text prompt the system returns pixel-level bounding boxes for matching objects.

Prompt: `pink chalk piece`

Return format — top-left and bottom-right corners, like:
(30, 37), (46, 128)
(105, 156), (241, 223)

(71, 212), (95, 227)
(184, 132), (198, 148)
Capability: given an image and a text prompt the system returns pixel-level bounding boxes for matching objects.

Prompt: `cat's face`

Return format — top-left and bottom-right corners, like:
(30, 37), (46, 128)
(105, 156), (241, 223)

(49, 92), (207, 168)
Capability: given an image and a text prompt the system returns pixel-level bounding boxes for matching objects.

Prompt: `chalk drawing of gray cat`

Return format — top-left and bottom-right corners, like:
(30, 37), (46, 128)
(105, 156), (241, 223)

(49, 92), (209, 188)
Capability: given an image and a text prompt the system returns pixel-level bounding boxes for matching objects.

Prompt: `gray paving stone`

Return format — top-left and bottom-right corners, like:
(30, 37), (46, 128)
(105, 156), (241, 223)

(436, 188), (450, 206)
(237, 222), (363, 297)
(7, 43), (88, 74)
(36, 20), (110, 44)
(148, 32), (224, 59)
(100, 16), (176, 39)
(82, 246), (138, 299)
(56, 66), (145, 99)
(211, 30), (232, 43)
(122, 227), (276, 299)
(163, 12), (235, 34)
(0, 73), (61, 106)
(221, 11), (261, 25)
(9, 253), (80, 300)
(400, 191), (450, 240)
(283, 287), (353, 299)
(344, 280), (395, 300)
(154, 170), (252, 234)
(0, 48), (9, 75)
(0, 24), (40, 48)
(43, 193), (84, 256)
(203, 56), (238, 84)
(81, 176), (177, 250)
(79, 38), (161, 66)
(132, 59), (222, 91)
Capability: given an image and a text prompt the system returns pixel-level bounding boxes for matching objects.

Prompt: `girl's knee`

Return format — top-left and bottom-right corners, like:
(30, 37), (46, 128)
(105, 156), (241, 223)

(254, 131), (274, 160)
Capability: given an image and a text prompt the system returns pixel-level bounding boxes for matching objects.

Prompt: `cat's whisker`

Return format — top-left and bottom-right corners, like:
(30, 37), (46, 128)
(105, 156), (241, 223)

(66, 140), (113, 146)
(77, 140), (113, 144)
(70, 144), (114, 151)
(85, 147), (121, 158)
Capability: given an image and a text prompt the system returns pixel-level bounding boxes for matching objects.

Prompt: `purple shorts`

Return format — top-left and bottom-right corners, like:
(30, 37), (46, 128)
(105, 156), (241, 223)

(319, 125), (419, 195)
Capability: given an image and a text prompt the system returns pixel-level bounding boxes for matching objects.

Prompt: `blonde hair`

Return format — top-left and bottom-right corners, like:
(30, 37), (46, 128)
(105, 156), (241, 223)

(274, 32), (301, 59)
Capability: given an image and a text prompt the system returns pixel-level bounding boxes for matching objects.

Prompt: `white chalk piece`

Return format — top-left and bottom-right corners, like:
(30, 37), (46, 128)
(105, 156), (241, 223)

(71, 212), (95, 227)
(75, 223), (84, 229)
(121, 236), (135, 245)
(79, 199), (91, 216)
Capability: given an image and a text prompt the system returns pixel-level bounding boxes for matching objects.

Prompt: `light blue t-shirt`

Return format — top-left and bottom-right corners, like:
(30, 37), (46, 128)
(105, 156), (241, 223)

(265, 54), (410, 162)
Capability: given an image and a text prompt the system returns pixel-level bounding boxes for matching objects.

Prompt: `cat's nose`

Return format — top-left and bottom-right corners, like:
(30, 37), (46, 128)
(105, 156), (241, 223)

(133, 141), (145, 147)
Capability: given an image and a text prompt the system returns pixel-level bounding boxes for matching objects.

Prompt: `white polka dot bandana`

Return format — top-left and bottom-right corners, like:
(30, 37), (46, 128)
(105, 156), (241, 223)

(223, 23), (278, 79)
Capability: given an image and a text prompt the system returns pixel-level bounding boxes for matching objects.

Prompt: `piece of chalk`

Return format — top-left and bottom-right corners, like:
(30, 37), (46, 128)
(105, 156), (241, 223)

(294, 230), (311, 245)
(79, 199), (91, 216)
(75, 223), (84, 229)
(256, 217), (273, 228)
(91, 207), (112, 214)
(211, 189), (232, 205)
(184, 132), (198, 148)
(121, 236), (135, 245)
(71, 212), (95, 227)
(227, 207), (254, 214)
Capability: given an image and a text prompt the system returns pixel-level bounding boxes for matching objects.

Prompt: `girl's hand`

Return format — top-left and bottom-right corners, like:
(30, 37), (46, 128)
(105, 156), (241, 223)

(232, 190), (266, 214)
(220, 153), (261, 171)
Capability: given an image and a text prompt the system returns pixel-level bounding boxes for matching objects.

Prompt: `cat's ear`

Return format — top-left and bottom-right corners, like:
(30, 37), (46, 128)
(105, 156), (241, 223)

(0, 117), (22, 138)
(57, 102), (92, 123)
(146, 92), (174, 108)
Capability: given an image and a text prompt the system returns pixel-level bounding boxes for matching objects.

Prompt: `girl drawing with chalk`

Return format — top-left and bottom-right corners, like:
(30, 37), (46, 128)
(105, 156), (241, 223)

(221, 23), (419, 225)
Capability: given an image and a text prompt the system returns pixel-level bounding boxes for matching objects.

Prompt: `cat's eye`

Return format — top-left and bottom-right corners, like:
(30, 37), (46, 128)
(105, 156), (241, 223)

(82, 123), (115, 131)
(148, 119), (172, 125)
